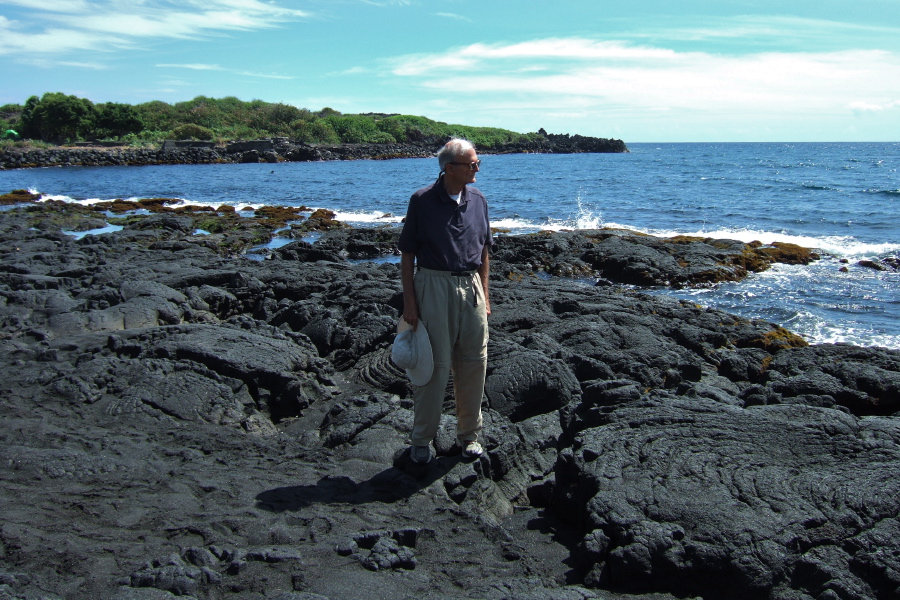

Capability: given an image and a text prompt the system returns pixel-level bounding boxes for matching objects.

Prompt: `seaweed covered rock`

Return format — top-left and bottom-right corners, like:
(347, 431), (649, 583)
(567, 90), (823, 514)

(492, 229), (821, 287)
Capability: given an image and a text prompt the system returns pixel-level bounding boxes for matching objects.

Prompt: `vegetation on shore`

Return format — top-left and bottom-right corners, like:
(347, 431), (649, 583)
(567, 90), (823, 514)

(1, 92), (548, 149)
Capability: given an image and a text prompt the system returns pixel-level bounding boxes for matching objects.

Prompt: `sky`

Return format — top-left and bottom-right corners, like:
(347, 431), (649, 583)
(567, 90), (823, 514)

(1, 0), (899, 142)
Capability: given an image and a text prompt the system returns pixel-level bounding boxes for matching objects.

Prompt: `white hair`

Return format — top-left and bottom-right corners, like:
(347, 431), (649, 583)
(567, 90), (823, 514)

(438, 138), (475, 172)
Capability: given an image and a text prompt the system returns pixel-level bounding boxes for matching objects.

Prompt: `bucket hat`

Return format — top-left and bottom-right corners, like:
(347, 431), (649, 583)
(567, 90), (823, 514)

(391, 318), (434, 386)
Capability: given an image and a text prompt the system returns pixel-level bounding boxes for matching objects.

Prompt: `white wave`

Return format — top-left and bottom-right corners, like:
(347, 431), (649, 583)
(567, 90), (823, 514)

(574, 191), (603, 229)
(25, 192), (899, 259)
(491, 217), (540, 231)
(38, 193), (189, 207)
(492, 203), (604, 232)
(332, 210), (404, 224)
(814, 331), (900, 350)
(601, 225), (900, 259)
(39, 193), (81, 203)
(488, 216), (900, 259)
(675, 229), (900, 258)
(768, 306), (900, 349)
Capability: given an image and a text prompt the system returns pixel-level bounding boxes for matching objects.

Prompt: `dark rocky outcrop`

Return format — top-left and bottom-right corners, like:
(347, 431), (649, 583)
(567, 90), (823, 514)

(0, 145), (229, 169)
(1, 203), (898, 600)
(491, 230), (821, 287)
(857, 256), (900, 272)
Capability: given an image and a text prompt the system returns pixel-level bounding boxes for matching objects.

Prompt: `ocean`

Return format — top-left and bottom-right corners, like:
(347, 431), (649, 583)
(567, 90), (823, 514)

(2, 142), (899, 349)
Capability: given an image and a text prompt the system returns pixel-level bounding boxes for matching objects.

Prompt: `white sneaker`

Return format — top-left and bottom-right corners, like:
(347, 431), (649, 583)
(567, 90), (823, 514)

(461, 440), (484, 459)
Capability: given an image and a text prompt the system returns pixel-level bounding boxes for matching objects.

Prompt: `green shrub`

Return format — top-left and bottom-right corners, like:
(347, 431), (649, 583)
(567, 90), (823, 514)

(170, 123), (215, 140)
(291, 120), (340, 144)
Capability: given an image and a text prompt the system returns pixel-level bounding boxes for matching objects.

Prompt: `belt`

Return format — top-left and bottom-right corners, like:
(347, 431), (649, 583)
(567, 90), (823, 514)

(417, 267), (475, 277)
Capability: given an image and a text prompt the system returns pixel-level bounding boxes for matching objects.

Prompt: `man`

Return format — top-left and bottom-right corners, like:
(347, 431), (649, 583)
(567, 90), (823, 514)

(397, 138), (492, 464)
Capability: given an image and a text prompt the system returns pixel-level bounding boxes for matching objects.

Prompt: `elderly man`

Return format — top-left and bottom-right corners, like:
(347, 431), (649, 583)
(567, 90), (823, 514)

(397, 138), (492, 464)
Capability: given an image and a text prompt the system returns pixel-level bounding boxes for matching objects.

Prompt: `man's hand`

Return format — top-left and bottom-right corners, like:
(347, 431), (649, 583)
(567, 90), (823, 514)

(402, 305), (419, 331)
(478, 246), (491, 318)
(400, 251), (419, 330)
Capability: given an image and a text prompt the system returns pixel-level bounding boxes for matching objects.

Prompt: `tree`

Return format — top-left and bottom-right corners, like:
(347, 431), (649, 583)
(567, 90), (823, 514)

(174, 96), (227, 130)
(95, 103), (144, 138)
(133, 100), (177, 132)
(18, 96), (41, 139)
(267, 103), (305, 127)
(317, 107), (341, 118)
(26, 92), (96, 143)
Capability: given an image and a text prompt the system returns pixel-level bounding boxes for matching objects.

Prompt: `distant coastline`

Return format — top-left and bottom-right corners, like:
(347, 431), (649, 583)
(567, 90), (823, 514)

(0, 133), (627, 170)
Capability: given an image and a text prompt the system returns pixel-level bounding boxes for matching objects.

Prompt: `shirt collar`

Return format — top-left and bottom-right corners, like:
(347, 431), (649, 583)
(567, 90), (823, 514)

(436, 174), (467, 205)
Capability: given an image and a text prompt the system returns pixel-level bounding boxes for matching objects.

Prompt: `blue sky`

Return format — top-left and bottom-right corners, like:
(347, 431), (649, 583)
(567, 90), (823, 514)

(1, 0), (899, 142)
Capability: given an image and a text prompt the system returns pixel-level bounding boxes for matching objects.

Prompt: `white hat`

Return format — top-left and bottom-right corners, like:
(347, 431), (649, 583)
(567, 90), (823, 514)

(391, 318), (434, 387)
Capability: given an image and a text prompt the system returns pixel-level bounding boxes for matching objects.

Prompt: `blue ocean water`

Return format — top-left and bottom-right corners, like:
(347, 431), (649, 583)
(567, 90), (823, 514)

(2, 142), (899, 349)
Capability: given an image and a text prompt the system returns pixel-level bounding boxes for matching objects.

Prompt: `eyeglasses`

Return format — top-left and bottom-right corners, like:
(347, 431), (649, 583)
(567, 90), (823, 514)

(448, 160), (481, 170)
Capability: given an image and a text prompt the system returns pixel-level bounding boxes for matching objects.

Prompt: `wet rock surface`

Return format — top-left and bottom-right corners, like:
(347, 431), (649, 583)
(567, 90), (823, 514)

(1, 204), (899, 600)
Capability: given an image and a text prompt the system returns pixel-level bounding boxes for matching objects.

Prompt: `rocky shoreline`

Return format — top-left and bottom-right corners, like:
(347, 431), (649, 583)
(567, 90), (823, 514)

(0, 133), (628, 170)
(1, 200), (899, 600)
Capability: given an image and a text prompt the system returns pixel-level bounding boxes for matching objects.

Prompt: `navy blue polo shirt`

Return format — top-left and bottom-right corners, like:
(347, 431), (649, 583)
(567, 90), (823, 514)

(398, 175), (492, 272)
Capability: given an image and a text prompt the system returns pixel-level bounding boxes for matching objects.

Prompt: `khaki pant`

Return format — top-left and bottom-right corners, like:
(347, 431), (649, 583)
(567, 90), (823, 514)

(410, 267), (488, 446)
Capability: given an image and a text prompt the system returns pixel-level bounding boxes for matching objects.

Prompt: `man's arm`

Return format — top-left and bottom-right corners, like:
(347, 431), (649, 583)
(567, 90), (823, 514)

(477, 244), (491, 317)
(401, 251), (419, 329)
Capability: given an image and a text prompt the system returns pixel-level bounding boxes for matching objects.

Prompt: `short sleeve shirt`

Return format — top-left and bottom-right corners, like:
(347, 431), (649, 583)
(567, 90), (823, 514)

(397, 176), (492, 272)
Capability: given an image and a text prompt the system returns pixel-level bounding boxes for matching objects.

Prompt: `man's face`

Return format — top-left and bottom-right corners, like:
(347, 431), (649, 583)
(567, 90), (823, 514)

(445, 148), (480, 188)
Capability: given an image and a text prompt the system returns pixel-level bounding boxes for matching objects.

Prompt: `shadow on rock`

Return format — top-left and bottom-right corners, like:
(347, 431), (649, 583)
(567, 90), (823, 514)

(255, 455), (464, 511)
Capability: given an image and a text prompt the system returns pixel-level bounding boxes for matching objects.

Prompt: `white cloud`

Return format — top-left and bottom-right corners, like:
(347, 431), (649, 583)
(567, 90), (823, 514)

(391, 54), (479, 76)
(435, 12), (471, 22)
(155, 63), (294, 79)
(0, 0), (309, 56)
(360, 0), (412, 5)
(377, 33), (900, 140)
(387, 39), (900, 121)
(391, 39), (676, 76)
(337, 66), (370, 75)
(0, 26), (130, 55)
(636, 15), (900, 44)
(156, 63), (226, 71)
(17, 57), (109, 69)
(847, 100), (900, 113)
(235, 71), (294, 80)
(0, 0), (91, 12)
(57, 60), (108, 69)
(467, 39), (678, 61)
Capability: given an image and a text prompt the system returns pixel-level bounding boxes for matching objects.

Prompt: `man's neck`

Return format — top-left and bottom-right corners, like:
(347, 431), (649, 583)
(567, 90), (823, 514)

(443, 178), (465, 196)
